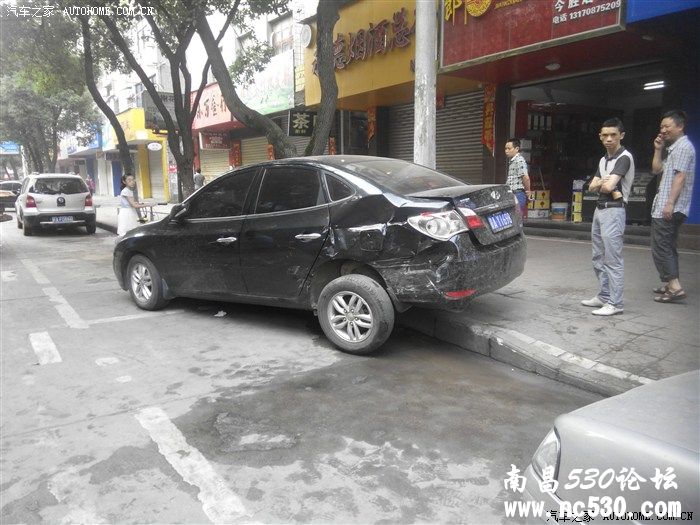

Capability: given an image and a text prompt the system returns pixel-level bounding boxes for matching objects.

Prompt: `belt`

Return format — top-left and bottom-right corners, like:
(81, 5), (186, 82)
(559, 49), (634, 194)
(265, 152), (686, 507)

(596, 201), (625, 209)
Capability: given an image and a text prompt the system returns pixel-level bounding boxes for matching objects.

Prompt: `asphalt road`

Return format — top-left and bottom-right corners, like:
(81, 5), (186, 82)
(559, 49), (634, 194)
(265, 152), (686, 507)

(1, 220), (600, 524)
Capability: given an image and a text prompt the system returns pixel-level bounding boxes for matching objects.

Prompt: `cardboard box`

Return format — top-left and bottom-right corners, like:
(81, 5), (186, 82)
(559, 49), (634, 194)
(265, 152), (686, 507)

(528, 209), (550, 219)
(572, 212), (583, 223)
(572, 192), (583, 203)
(529, 199), (551, 210)
(532, 190), (550, 201)
(572, 202), (582, 213)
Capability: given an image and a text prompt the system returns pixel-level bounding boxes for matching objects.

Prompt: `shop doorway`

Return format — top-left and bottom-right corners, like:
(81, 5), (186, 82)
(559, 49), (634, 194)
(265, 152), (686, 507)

(510, 63), (664, 223)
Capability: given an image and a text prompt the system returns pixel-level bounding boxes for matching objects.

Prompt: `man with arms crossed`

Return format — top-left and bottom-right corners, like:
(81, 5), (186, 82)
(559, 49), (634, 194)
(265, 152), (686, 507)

(582, 118), (635, 316)
(504, 138), (532, 216)
(650, 110), (696, 303)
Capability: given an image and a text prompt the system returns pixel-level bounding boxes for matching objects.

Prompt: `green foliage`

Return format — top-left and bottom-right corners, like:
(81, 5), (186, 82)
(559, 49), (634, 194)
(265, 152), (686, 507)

(229, 40), (274, 85)
(0, 1), (101, 169)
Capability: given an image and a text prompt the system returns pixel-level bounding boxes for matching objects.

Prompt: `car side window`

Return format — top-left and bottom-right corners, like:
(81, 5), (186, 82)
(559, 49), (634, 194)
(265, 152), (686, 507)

(325, 173), (354, 201)
(187, 169), (257, 219)
(255, 167), (324, 214)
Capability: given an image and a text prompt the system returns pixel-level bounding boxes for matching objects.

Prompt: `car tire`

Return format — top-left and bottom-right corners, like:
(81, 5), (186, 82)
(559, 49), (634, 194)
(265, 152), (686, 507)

(16, 215), (21, 229)
(86, 221), (96, 234)
(126, 255), (169, 311)
(318, 274), (395, 355)
(22, 218), (32, 236)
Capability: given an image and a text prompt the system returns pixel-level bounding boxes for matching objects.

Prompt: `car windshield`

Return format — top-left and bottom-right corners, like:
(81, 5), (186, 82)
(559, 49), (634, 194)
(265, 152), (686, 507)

(340, 159), (465, 195)
(31, 178), (87, 195)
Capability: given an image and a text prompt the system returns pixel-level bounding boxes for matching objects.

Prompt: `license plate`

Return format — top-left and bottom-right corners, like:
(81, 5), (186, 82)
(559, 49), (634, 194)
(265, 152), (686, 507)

(487, 210), (513, 233)
(52, 216), (74, 224)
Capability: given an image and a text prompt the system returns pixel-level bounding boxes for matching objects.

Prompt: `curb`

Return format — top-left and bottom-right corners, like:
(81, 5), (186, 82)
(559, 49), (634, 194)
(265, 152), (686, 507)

(397, 308), (652, 397)
(96, 220), (117, 234)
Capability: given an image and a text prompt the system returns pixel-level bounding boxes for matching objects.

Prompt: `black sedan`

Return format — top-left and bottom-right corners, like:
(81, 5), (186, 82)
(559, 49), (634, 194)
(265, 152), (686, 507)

(113, 156), (526, 354)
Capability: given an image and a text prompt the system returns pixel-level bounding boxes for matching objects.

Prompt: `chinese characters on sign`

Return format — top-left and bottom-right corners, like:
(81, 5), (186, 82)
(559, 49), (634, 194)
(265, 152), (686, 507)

(552, 0), (620, 25)
(288, 110), (316, 138)
(231, 140), (242, 167)
(445, 0), (495, 25)
(481, 84), (496, 155)
(313, 7), (415, 74)
(199, 132), (230, 150)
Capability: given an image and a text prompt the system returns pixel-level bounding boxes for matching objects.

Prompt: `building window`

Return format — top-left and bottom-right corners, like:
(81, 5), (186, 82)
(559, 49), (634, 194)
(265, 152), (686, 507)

(270, 14), (292, 55)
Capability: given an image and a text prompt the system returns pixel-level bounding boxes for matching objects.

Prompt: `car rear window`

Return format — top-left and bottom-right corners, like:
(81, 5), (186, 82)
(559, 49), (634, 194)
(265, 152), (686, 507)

(340, 159), (464, 195)
(30, 178), (87, 195)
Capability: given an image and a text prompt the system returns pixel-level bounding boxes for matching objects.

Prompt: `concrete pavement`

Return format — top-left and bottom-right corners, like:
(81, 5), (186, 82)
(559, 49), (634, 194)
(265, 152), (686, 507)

(93, 195), (699, 396)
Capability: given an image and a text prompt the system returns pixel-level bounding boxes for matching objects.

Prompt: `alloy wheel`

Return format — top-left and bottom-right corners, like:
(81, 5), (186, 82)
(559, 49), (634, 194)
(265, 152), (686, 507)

(130, 262), (153, 303)
(327, 291), (373, 343)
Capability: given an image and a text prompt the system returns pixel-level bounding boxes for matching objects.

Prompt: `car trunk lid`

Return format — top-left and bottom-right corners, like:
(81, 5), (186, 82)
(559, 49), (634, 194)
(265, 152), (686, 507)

(408, 184), (521, 245)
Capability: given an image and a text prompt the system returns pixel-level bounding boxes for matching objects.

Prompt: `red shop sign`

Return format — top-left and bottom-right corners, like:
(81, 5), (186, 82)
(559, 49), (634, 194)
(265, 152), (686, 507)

(441, 0), (622, 69)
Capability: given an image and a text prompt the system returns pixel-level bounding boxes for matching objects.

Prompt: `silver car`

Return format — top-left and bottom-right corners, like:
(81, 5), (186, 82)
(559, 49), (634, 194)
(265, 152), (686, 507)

(15, 174), (96, 235)
(522, 370), (698, 523)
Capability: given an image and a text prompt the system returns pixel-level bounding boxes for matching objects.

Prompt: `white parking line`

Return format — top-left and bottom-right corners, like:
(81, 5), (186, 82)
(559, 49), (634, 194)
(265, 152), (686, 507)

(20, 258), (50, 284)
(29, 332), (62, 365)
(135, 407), (249, 524)
(1, 270), (17, 282)
(43, 286), (89, 329)
(87, 309), (184, 325)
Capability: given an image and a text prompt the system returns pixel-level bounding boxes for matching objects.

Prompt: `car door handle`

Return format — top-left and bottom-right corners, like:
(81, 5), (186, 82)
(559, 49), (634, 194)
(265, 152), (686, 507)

(214, 236), (237, 245)
(295, 233), (322, 241)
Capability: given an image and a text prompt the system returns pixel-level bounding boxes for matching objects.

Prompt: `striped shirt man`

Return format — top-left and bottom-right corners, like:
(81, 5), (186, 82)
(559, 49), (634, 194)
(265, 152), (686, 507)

(652, 134), (696, 218)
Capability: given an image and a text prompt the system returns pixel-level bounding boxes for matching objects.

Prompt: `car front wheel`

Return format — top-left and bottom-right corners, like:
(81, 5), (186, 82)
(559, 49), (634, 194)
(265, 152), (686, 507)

(318, 274), (395, 355)
(126, 255), (169, 310)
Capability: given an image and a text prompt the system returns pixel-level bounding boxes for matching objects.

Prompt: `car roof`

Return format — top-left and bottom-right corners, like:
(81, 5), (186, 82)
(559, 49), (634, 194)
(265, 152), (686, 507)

(31, 173), (83, 179)
(559, 370), (699, 452)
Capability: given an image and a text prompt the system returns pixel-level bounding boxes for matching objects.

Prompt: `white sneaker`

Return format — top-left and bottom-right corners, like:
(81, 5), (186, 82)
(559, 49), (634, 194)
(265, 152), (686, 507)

(581, 296), (605, 307)
(592, 303), (623, 316)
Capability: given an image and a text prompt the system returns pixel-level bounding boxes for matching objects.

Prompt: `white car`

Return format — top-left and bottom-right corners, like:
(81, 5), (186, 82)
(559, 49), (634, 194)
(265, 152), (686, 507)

(15, 173), (96, 236)
(522, 370), (698, 523)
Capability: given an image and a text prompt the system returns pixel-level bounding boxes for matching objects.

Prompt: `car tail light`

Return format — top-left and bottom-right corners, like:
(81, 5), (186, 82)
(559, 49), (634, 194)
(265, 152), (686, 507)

(85, 194), (93, 207)
(26, 195), (36, 208)
(457, 207), (485, 229)
(444, 289), (476, 300)
(407, 210), (468, 241)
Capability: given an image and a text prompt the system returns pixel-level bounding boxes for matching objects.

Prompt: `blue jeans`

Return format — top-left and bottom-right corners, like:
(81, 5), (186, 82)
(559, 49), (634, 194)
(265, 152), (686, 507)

(591, 207), (626, 307)
(514, 191), (527, 216)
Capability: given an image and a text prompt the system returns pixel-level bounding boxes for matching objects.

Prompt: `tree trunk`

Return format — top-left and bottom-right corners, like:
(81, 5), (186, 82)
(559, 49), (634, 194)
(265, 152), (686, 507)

(78, 17), (135, 179)
(305, 0), (341, 156)
(192, 8), (297, 159)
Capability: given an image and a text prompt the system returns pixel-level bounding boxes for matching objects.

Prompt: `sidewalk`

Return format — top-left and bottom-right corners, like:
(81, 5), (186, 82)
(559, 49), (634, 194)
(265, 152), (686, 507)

(94, 195), (699, 396)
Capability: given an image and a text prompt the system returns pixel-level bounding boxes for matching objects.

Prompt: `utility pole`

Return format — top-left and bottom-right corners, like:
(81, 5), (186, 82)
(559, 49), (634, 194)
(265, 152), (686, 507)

(413, 0), (437, 169)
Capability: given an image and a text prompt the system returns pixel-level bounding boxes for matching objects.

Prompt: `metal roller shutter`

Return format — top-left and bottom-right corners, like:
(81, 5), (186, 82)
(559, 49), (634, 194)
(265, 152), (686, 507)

(200, 149), (230, 182)
(241, 136), (269, 166)
(147, 149), (165, 201)
(388, 91), (484, 184)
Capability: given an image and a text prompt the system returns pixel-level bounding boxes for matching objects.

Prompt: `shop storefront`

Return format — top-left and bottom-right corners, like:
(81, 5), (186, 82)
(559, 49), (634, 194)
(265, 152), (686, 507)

(440, 0), (699, 223)
(192, 48), (296, 177)
(103, 108), (170, 201)
(303, 0), (480, 181)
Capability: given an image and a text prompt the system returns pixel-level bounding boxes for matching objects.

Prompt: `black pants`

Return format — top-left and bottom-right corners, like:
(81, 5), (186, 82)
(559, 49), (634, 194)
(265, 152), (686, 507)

(651, 212), (686, 282)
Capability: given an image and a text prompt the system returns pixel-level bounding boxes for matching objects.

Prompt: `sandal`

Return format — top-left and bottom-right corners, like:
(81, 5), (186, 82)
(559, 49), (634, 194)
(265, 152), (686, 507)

(653, 284), (668, 294)
(654, 289), (687, 303)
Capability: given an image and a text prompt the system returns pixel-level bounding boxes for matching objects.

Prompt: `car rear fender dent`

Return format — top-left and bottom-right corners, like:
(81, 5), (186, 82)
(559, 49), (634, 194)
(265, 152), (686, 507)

(307, 260), (393, 310)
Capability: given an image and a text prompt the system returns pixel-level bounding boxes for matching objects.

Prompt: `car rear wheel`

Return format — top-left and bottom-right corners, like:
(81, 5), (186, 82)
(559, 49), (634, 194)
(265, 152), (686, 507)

(318, 274), (395, 355)
(22, 218), (32, 236)
(86, 220), (96, 234)
(126, 255), (169, 310)
(16, 216), (21, 229)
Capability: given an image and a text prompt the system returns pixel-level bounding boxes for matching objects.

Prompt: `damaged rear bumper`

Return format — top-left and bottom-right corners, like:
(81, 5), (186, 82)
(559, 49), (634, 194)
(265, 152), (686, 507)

(376, 232), (527, 309)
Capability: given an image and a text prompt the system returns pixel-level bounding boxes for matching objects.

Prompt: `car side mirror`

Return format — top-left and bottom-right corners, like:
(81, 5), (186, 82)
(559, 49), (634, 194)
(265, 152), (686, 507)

(169, 204), (188, 223)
